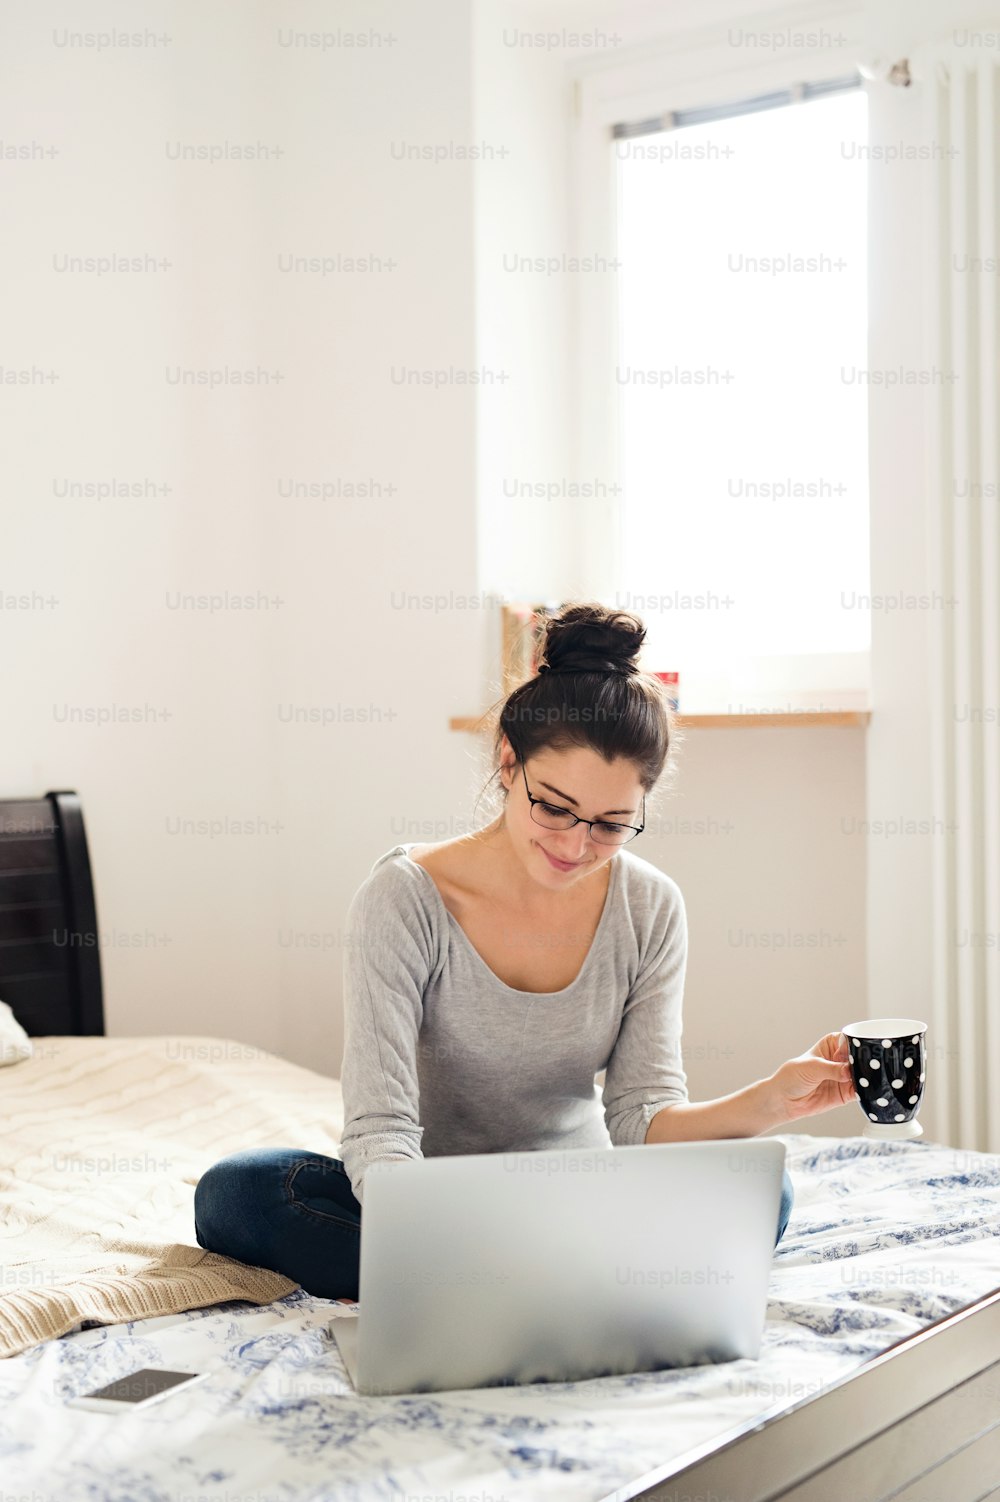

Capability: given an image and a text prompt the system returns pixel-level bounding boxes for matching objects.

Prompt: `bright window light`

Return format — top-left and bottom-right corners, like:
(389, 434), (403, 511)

(616, 88), (870, 703)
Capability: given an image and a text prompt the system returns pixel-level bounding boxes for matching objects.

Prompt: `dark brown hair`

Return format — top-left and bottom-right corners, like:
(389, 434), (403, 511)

(491, 602), (676, 794)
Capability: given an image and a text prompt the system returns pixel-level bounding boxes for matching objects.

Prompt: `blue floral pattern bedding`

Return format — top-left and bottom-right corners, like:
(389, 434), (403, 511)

(2, 1133), (999, 1502)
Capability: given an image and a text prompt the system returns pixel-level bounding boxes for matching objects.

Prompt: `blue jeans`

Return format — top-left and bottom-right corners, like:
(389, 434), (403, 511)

(194, 1150), (795, 1301)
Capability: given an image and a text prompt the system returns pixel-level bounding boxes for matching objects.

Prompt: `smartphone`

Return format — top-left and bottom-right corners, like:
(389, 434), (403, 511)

(67, 1368), (208, 1412)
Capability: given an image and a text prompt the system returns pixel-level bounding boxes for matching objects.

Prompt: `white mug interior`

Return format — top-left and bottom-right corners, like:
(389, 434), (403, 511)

(841, 1017), (927, 1039)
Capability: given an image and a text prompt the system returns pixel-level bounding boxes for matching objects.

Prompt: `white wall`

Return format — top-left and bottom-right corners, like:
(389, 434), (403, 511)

(473, 0), (577, 607)
(4, 0), (869, 1127)
(2, 0), (486, 1071)
(652, 726), (868, 1140)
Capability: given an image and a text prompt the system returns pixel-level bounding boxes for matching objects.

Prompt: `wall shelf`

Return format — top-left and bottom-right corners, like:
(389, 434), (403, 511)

(450, 710), (870, 732)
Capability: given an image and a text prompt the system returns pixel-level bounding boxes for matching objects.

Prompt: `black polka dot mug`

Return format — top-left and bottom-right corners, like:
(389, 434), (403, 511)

(840, 1018), (927, 1140)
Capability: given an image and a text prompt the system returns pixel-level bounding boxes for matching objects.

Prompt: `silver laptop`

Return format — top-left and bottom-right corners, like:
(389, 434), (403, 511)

(332, 1138), (785, 1395)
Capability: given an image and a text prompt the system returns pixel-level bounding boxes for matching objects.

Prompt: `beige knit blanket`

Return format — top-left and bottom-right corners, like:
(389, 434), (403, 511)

(0, 1035), (345, 1358)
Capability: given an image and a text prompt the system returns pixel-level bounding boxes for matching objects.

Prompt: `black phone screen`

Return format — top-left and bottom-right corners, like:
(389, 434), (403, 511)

(81, 1369), (201, 1403)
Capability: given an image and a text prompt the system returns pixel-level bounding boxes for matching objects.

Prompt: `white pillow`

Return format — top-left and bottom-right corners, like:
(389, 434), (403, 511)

(0, 1000), (33, 1065)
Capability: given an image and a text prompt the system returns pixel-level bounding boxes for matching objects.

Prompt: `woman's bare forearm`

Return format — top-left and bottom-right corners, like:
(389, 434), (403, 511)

(644, 1077), (785, 1143)
(643, 1034), (855, 1144)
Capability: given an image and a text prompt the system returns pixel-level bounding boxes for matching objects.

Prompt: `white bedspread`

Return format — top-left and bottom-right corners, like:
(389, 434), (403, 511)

(2, 1133), (999, 1502)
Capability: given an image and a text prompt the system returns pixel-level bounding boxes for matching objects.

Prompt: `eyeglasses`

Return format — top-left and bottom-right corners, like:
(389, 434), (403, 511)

(518, 761), (645, 846)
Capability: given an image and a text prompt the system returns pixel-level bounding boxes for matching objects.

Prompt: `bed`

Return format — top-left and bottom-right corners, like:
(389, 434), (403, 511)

(1, 1032), (999, 1502)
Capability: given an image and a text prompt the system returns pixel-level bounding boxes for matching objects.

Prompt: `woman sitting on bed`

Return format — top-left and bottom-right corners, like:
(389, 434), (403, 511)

(195, 602), (856, 1299)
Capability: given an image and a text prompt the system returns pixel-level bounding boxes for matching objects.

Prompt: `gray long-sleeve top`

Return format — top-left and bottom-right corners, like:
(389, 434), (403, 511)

(339, 843), (689, 1203)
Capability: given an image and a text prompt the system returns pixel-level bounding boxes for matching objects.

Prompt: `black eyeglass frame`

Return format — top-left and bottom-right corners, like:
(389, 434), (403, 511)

(518, 760), (645, 845)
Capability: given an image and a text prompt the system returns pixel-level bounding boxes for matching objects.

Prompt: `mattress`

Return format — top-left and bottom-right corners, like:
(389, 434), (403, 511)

(1, 1036), (999, 1502)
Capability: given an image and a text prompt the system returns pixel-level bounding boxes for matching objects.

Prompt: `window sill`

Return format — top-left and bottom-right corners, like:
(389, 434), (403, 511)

(449, 710), (870, 732)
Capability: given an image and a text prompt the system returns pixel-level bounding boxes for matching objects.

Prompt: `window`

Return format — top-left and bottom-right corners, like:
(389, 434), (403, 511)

(615, 85), (869, 708)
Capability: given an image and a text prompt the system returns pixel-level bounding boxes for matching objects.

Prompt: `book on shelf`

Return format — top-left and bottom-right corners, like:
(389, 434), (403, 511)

(500, 602), (559, 694)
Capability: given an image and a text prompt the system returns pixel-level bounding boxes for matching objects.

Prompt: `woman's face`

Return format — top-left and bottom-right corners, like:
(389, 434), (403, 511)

(498, 737), (645, 891)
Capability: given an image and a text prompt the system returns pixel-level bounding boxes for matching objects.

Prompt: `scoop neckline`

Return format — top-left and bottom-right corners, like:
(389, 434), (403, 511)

(395, 843), (621, 998)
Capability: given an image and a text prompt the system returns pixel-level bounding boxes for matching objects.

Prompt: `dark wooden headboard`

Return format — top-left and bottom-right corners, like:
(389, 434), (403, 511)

(0, 791), (104, 1036)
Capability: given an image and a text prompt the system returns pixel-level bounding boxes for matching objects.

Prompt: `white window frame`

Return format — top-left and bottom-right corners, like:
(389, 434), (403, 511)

(570, 2), (870, 704)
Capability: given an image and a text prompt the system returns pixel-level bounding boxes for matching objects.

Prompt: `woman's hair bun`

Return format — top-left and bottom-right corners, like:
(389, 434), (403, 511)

(539, 603), (645, 677)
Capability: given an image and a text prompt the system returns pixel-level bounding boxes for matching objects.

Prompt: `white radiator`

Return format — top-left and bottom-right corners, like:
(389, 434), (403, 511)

(922, 40), (1000, 1153)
